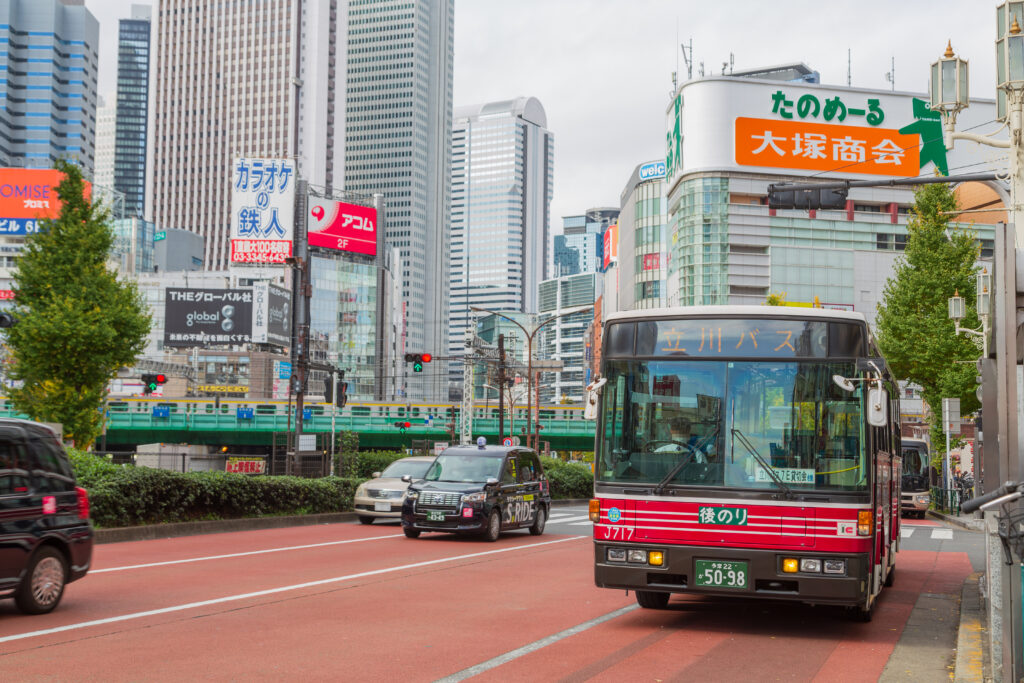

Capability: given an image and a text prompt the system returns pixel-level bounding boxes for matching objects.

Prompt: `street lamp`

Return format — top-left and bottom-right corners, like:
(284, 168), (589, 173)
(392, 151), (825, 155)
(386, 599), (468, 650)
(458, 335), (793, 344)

(947, 270), (992, 357)
(470, 305), (590, 451)
(929, 19), (1023, 243)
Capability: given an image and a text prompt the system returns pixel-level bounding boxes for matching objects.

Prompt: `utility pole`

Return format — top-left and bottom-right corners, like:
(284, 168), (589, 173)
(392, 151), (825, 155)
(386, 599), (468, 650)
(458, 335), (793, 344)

(497, 334), (506, 442)
(289, 179), (310, 476)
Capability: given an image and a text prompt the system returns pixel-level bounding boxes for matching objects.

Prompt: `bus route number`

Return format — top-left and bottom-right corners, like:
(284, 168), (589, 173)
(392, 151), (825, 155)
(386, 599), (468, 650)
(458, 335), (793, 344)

(600, 525), (634, 541)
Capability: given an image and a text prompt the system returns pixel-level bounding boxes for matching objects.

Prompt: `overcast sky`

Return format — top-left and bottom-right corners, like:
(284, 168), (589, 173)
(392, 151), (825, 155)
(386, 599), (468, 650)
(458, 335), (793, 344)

(86, 0), (992, 231)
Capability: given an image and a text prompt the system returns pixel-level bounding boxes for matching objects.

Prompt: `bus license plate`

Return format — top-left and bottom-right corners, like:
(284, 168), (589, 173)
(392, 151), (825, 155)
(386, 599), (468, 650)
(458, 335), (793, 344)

(426, 510), (446, 522)
(695, 560), (748, 589)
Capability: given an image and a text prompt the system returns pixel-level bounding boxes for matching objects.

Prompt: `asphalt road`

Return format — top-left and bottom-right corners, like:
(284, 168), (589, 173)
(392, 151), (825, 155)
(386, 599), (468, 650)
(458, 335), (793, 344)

(0, 511), (976, 681)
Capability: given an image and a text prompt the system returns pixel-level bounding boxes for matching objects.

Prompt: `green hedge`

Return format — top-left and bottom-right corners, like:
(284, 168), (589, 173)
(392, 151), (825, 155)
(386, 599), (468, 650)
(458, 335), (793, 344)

(70, 451), (363, 528)
(541, 457), (593, 499)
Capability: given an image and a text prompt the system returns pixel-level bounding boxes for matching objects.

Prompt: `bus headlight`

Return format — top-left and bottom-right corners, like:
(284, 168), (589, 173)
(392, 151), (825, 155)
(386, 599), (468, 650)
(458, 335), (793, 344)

(916, 495), (930, 505)
(627, 549), (647, 564)
(823, 559), (846, 575)
(607, 548), (627, 562)
(799, 558), (822, 573)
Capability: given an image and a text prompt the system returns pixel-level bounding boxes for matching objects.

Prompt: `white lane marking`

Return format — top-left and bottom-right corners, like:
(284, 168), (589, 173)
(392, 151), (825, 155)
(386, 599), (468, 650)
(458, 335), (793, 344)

(931, 528), (954, 540)
(435, 604), (640, 683)
(0, 536), (587, 645)
(546, 512), (579, 520)
(900, 528), (914, 538)
(93, 534), (405, 574)
(550, 515), (591, 524)
(568, 520), (594, 526)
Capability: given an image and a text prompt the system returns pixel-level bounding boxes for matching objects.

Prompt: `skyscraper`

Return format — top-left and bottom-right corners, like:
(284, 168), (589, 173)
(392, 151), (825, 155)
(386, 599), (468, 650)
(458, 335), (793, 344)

(553, 208), (618, 277)
(113, 5), (151, 219)
(94, 96), (117, 190)
(343, 0), (454, 399)
(448, 97), (553, 390)
(0, 0), (99, 173)
(150, 0), (345, 269)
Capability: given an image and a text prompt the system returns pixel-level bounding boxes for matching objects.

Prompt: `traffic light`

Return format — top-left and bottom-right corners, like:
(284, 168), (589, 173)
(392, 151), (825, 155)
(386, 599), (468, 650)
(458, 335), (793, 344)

(394, 421), (411, 433)
(768, 186), (848, 210)
(404, 353), (433, 373)
(141, 373), (167, 395)
(337, 381), (348, 408)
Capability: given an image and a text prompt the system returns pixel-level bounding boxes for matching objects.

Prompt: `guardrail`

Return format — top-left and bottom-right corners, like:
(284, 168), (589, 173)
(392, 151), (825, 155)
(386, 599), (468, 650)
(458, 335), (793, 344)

(931, 486), (961, 515)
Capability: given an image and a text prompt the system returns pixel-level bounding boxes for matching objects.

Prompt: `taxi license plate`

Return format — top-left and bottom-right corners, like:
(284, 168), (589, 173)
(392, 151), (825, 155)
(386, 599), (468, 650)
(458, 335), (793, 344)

(374, 501), (391, 512)
(426, 510), (446, 522)
(695, 560), (748, 589)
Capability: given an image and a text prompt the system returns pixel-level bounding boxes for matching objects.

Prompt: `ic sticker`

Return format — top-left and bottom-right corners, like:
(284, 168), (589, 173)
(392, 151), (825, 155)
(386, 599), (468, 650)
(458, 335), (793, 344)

(608, 507), (622, 523)
(836, 522), (857, 537)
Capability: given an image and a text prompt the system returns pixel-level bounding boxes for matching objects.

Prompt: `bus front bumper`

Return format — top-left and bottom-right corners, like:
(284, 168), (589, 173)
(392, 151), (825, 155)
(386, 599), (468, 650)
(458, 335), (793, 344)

(594, 541), (870, 606)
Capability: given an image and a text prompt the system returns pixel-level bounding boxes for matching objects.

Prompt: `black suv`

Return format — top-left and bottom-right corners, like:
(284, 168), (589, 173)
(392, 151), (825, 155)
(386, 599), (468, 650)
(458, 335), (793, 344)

(401, 445), (551, 541)
(0, 419), (93, 613)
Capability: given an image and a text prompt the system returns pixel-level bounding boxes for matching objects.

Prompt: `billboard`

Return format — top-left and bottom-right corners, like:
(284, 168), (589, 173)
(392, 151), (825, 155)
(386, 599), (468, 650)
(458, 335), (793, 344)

(602, 224), (618, 271)
(0, 168), (93, 235)
(307, 199), (377, 256)
(164, 288), (253, 347)
(251, 281), (291, 346)
(230, 158), (296, 264)
(638, 160), (666, 181)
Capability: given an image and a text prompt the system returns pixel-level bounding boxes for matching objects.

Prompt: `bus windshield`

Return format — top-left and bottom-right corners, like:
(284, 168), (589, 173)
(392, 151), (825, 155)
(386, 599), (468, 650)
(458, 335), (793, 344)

(597, 359), (868, 492)
(901, 440), (929, 491)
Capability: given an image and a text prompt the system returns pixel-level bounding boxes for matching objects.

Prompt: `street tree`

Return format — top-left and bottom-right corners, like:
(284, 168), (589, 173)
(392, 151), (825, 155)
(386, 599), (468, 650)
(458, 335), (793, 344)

(874, 182), (981, 449)
(5, 160), (151, 448)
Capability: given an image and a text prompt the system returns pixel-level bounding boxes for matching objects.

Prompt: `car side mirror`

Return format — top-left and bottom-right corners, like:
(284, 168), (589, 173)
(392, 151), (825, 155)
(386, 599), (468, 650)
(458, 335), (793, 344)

(485, 477), (499, 486)
(372, 471), (381, 479)
(401, 474), (412, 483)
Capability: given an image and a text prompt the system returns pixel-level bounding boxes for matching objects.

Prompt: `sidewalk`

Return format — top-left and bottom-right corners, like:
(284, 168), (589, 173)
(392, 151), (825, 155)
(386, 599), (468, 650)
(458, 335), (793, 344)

(924, 510), (991, 682)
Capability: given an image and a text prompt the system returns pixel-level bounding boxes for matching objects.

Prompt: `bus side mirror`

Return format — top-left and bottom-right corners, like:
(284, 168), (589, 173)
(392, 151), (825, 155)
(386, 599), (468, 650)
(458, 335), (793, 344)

(867, 387), (889, 427)
(584, 378), (607, 421)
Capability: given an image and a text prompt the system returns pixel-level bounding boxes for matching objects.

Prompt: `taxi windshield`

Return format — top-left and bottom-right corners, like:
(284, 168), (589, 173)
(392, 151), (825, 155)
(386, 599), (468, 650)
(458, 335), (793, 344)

(597, 359), (868, 492)
(425, 454), (503, 483)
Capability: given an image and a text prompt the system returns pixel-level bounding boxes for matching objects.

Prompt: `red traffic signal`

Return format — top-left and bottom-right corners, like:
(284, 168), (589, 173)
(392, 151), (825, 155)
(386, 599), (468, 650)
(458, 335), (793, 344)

(155, 374), (167, 384)
(404, 421), (411, 429)
(421, 353), (432, 363)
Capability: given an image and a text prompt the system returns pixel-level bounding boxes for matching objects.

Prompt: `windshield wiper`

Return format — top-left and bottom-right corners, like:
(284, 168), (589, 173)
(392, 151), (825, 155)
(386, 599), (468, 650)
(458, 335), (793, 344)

(653, 448), (697, 495)
(730, 428), (794, 500)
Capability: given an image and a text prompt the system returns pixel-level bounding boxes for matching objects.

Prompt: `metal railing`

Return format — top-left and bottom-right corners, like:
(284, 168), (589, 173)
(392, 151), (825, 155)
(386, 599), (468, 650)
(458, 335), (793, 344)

(931, 486), (962, 515)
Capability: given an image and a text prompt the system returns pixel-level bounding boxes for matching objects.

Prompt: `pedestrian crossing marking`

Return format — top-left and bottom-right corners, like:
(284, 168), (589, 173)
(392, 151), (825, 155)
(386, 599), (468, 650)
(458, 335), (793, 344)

(549, 515), (591, 524)
(900, 528), (914, 538)
(930, 528), (953, 540)
(569, 520), (594, 526)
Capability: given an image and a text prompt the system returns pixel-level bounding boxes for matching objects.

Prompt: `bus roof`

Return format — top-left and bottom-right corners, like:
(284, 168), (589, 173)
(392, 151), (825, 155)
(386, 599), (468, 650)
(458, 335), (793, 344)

(603, 305), (867, 325)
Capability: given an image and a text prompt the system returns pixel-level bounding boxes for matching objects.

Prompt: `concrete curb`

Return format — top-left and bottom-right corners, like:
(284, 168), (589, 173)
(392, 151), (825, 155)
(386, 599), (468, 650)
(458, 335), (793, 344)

(928, 509), (985, 532)
(94, 498), (593, 545)
(954, 572), (990, 682)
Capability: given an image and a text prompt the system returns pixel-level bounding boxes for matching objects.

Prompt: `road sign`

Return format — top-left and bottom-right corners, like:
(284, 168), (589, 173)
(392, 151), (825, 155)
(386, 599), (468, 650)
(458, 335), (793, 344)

(943, 398), (961, 435)
(502, 437), (513, 447)
(298, 434), (316, 452)
(512, 436), (521, 446)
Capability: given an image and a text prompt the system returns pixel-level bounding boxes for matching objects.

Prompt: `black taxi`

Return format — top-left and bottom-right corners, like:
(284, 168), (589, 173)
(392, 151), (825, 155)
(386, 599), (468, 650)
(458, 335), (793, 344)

(400, 441), (551, 541)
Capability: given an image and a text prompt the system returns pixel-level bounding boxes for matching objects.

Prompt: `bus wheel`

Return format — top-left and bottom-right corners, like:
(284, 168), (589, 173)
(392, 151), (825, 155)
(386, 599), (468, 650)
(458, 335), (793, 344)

(636, 591), (670, 609)
(884, 565), (896, 587)
(848, 599), (873, 622)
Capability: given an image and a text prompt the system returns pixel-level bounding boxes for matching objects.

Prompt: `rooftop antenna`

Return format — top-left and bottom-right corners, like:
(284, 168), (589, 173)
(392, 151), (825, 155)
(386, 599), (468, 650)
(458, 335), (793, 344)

(847, 48), (851, 86)
(729, 52), (734, 74)
(681, 37), (694, 80)
(885, 56), (895, 91)
(699, 60), (705, 77)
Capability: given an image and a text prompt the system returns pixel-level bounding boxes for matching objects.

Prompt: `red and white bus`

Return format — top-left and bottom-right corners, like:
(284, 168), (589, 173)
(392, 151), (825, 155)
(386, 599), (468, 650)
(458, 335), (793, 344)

(587, 306), (901, 621)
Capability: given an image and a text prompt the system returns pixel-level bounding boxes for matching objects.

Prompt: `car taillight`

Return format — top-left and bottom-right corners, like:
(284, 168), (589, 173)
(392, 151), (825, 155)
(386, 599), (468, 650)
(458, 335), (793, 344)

(76, 486), (90, 520)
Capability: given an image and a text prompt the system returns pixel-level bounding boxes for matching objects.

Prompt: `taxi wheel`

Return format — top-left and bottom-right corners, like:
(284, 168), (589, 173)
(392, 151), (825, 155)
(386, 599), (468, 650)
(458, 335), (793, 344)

(15, 546), (67, 615)
(483, 510), (501, 542)
(358, 516), (374, 525)
(529, 506), (546, 535)
(635, 590), (670, 609)
(403, 527), (421, 539)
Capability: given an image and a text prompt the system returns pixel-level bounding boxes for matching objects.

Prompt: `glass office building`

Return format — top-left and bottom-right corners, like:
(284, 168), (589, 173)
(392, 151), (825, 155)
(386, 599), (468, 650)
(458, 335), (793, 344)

(0, 0), (99, 173)
(344, 0), (454, 400)
(113, 6), (150, 218)
(448, 97), (553, 391)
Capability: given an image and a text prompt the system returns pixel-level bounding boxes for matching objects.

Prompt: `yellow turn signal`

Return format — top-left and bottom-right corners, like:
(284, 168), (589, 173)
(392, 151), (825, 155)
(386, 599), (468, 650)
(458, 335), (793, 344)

(589, 499), (600, 523)
(649, 551), (664, 566)
(858, 510), (873, 537)
(782, 558), (799, 573)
